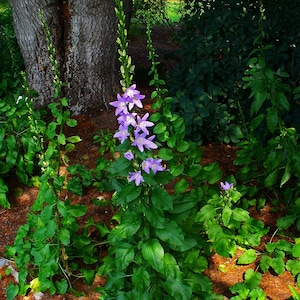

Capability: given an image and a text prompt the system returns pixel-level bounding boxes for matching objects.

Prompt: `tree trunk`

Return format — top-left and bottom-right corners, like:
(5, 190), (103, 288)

(10, 0), (121, 115)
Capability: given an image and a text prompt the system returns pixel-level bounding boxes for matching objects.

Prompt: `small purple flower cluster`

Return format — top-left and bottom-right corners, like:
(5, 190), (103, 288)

(110, 84), (165, 186)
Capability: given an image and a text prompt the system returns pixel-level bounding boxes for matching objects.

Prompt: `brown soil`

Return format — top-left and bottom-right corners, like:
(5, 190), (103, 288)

(1, 26), (300, 300)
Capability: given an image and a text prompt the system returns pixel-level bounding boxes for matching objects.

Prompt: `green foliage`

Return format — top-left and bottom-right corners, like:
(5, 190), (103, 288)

(195, 182), (268, 258)
(168, 0), (300, 144)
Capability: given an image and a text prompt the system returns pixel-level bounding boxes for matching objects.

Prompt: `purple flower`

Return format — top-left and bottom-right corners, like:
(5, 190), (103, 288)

(113, 125), (130, 143)
(110, 94), (129, 116)
(117, 113), (137, 128)
(123, 84), (145, 111)
(131, 132), (158, 152)
(135, 113), (154, 135)
(124, 151), (134, 161)
(128, 171), (144, 186)
(220, 181), (233, 191)
(142, 158), (164, 175)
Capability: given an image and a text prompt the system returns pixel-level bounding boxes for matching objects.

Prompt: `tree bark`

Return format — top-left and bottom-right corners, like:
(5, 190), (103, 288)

(10, 0), (120, 115)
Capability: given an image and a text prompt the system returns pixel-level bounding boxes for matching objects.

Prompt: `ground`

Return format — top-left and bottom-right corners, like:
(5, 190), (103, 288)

(0, 26), (300, 300)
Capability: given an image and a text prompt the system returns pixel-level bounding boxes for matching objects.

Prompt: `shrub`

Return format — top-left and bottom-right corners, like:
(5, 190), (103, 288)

(168, 0), (300, 144)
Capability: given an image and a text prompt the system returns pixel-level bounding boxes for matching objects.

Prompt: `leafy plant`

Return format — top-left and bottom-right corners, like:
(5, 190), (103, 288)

(168, 0), (300, 144)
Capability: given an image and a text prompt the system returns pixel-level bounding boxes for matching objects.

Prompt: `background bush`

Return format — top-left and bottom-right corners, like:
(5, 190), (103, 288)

(168, 0), (300, 144)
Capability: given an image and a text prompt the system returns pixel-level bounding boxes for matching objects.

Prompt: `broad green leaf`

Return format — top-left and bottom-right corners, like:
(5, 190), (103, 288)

(6, 283), (19, 300)
(286, 260), (300, 276)
(271, 254), (285, 274)
(276, 215), (296, 230)
(251, 90), (267, 116)
(141, 238), (164, 272)
(66, 118), (77, 127)
(153, 122), (167, 134)
(278, 92), (290, 111)
(67, 204), (87, 217)
(170, 164), (184, 177)
(164, 276), (192, 300)
(158, 148), (173, 161)
(195, 205), (216, 223)
(55, 278), (68, 294)
(280, 164), (291, 187)
(260, 254), (271, 273)
(237, 249), (257, 264)
(109, 213), (141, 243)
(244, 269), (262, 289)
(266, 108), (278, 133)
(232, 207), (250, 222)
(132, 267), (150, 291)
(264, 169), (278, 187)
(58, 133), (66, 145)
(58, 228), (70, 246)
(66, 135), (82, 143)
(114, 184), (142, 205)
(162, 253), (180, 278)
(174, 178), (189, 194)
(145, 206), (165, 228)
(177, 141), (190, 152)
(152, 186), (172, 211)
(115, 243), (135, 270)
(222, 205), (232, 227)
(155, 220), (184, 248)
(292, 243), (300, 258)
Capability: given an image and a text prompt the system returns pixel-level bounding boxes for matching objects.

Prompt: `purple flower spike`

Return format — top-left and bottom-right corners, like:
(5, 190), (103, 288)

(132, 132), (158, 152)
(128, 171), (144, 186)
(117, 113), (137, 128)
(113, 125), (130, 143)
(110, 94), (129, 116)
(220, 181), (234, 191)
(135, 113), (154, 135)
(124, 151), (134, 161)
(123, 84), (145, 111)
(142, 158), (164, 175)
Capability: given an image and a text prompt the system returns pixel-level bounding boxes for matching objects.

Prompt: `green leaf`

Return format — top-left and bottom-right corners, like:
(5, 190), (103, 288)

(196, 205), (216, 223)
(154, 122), (167, 134)
(151, 186), (172, 211)
(264, 169), (278, 187)
(292, 243), (300, 258)
(58, 133), (66, 145)
(278, 92), (290, 111)
(237, 249), (257, 264)
(244, 269), (262, 289)
(115, 243), (135, 270)
(67, 204), (87, 217)
(251, 90), (267, 116)
(55, 278), (68, 294)
(174, 178), (189, 194)
(6, 283), (19, 300)
(260, 254), (271, 273)
(132, 267), (150, 291)
(58, 228), (70, 246)
(286, 260), (300, 277)
(222, 205), (232, 227)
(164, 276), (192, 300)
(280, 164), (291, 187)
(66, 118), (77, 127)
(109, 213), (141, 243)
(66, 135), (82, 143)
(141, 239), (164, 272)
(162, 253), (181, 278)
(276, 215), (296, 230)
(158, 148), (173, 161)
(271, 254), (285, 274)
(82, 269), (95, 286)
(232, 208), (250, 222)
(177, 141), (190, 152)
(114, 184), (142, 205)
(266, 108), (278, 133)
(170, 164), (184, 177)
(155, 220), (184, 248)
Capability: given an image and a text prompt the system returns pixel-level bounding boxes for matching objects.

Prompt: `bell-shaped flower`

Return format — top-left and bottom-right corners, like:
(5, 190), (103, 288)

(132, 132), (157, 152)
(128, 170), (144, 186)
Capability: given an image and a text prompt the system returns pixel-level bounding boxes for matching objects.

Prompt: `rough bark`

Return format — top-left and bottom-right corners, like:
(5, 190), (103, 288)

(10, 0), (120, 115)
